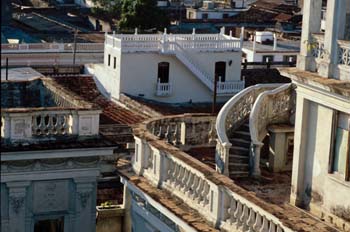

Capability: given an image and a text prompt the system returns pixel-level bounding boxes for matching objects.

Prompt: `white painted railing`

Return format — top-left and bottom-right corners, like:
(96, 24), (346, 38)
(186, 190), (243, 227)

(155, 82), (172, 96)
(215, 84), (281, 175)
(133, 114), (295, 232)
(217, 80), (245, 94)
(105, 33), (241, 52)
(1, 109), (101, 141)
(1, 43), (104, 53)
(249, 84), (295, 176)
(338, 40), (350, 66)
(311, 34), (326, 60)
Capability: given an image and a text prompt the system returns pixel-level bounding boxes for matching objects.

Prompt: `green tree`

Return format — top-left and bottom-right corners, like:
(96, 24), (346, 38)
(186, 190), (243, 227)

(91, 0), (122, 18)
(119, 0), (169, 30)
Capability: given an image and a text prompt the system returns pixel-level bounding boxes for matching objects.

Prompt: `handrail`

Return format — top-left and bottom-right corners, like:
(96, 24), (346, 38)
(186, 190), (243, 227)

(216, 84), (282, 145)
(249, 83), (295, 176)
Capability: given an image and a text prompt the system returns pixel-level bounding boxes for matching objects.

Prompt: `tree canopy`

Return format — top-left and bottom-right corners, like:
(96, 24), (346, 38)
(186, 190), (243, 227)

(118, 0), (169, 30)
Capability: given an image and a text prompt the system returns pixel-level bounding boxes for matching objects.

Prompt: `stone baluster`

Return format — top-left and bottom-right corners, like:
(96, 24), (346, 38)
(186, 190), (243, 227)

(172, 124), (180, 145)
(184, 172), (194, 193)
(157, 126), (163, 138)
(247, 209), (256, 232)
(260, 216), (269, 232)
(227, 198), (237, 224)
(188, 175), (199, 198)
(253, 214), (262, 231)
(240, 205), (249, 230)
(165, 125), (172, 143)
(180, 169), (189, 190)
(166, 160), (175, 184)
(194, 178), (204, 202)
(47, 114), (54, 134)
(199, 182), (210, 207)
(175, 166), (185, 189)
(269, 223), (277, 232)
(234, 201), (243, 228)
(170, 164), (180, 188)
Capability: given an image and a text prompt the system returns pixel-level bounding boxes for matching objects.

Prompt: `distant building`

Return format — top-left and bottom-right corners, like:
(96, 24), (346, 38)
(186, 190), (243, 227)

(88, 29), (245, 103)
(242, 31), (299, 63)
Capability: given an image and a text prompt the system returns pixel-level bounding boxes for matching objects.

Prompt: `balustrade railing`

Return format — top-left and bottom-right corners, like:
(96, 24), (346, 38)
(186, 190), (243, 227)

(337, 40), (350, 66)
(1, 43), (104, 53)
(249, 83), (295, 176)
(105, 33), (241, 52)
(132, 114), (295, 232)
(311, 34), (326, 60)
(155, 82), (172, 96)
(146, 114), (216, 148)
(217, 80), (245, 94)
(32, 112), (71, 136)
(215, 84), (281, 175)
(1, 109), (101, 141)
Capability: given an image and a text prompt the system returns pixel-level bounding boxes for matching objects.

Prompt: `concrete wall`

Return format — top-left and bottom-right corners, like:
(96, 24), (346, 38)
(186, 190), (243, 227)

(243, 49), (298, 62)
(96, 207), (124, 232)
(186, 9), (238, 19)
(291, 84), (350, 230)
(118, 52), (241, 103)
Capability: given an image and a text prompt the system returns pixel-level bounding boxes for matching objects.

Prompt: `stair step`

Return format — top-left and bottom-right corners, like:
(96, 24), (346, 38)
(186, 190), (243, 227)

(229, 171), (249, 178)
(232, 131), (251, 140)
(239, 123), (250, 132)
(229, 138), (251, 148)
(229, 146), (249, 156)
(229, 163), (249, 172)
(229, 155), (249, 163)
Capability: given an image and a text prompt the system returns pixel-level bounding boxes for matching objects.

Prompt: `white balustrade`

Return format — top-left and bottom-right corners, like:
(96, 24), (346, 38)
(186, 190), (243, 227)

(215, 84), (282, 175)
(1, 109), (100, 141)
(1, 43), (104, 53)
(311, 35), (326, 60)
(217, 80), (245, 94)
(156, 82), (172, 96)
(337, 40), (350, 66)
(132, 114), (294, 232)
(249, 84), (295, 176)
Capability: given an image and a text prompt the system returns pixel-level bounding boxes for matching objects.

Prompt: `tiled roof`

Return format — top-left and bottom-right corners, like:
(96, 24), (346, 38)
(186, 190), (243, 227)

(122, 94), (224, 116)
(51, 75), (147, 125)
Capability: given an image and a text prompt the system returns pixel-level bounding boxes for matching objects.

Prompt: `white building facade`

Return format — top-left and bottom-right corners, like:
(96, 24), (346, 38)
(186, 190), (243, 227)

(280, 0), (350, 229)
(89, 30), (245, 103)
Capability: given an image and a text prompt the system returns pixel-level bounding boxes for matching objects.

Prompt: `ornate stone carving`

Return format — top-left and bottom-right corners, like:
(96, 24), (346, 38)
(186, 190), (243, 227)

(10, 196), (25, 214)
(78, 191), (91, 208)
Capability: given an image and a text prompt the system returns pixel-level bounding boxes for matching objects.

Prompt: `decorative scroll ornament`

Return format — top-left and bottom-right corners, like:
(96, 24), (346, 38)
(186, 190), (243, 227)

(79, 192), (91, 208)
(10, 196), (25, 214)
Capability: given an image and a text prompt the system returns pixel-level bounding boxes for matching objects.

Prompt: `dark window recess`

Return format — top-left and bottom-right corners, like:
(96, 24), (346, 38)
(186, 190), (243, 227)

(114, 57), (117, 69)
(158, 62), (170, 83)
(34, 217), (64, 232)
(223, 13), (228, 19)
(202, 13), (208, 19)
(108, 54), (111, 66)
(215, 61), (226, 82)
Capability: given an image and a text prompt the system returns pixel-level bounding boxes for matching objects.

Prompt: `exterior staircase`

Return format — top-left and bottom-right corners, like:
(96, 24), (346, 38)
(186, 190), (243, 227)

(228, 121), (251, 178)
(162, 41), (245, 94)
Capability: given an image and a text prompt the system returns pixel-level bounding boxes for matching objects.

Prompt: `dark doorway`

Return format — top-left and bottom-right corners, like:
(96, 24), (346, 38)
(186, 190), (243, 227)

(34, 217), (64, 232)
(215, 61), (226, 82)
(157, 62), (170, 83)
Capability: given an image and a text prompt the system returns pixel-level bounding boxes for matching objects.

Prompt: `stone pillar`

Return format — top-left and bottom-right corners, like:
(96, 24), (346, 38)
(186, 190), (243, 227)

(318, 0), (346, 78)
(74, 177), (96, 232)
(122, 183), (132, 232)
(290, 94), (309, 207)
(6, 181), (30, 232)
(251, 143), (263, 176)
(297, 0), (322, 71)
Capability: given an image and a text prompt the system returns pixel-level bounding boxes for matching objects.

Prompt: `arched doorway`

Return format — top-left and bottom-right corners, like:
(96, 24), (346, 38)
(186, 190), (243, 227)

(215, 61), (226, 82)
